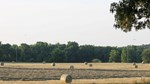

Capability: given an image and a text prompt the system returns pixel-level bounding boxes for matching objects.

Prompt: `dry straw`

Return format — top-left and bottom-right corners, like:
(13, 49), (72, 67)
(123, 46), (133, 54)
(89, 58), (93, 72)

(70, 65), (74, 70)
(84, 62), (88, 65)
(0, 62), (4, 66)
(60, 74), (72, 84)
(134, 65), (138, 68)
(51, 63), (55, 66)
(89, 64), (93, 67)
(142, 61), (145, 64)
(133, 63), (136, 66)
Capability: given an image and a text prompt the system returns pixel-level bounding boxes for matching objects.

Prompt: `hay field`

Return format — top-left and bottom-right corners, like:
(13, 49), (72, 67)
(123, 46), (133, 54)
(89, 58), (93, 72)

(0, 77), (150, 84)
(1, 63), (150, 84)
(3, 62), (150, 70)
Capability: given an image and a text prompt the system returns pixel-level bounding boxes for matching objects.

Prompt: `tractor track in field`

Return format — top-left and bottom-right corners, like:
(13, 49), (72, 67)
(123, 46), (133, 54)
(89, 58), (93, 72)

(0, 67), (150, 81)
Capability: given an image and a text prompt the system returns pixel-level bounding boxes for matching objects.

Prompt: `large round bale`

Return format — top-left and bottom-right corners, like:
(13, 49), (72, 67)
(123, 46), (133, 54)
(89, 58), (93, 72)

(133, 62), (136, 66)
(70, 65), (74, 70)
(1, 62), (4, 66)
(84, 62), (88, 65)
(51, 63), (55, 66)
(89, 64), (93, 67)
(142, 61), (145, 64)
(60, 74), (72, 84)
(134, 65), (138, 68)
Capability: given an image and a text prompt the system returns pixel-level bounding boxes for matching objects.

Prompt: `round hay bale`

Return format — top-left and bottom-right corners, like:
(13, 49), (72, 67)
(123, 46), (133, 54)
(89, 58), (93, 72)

(135, 65), (138, 68)
(60, 74), (72, 84)
(70, 65), (74, 70)
(142, 61), (145, 64)
(51, 63), (55, 66)
(1, 62), (4, 66)
(84, 62), (88, 65)
(89, 64), (93, 67)
(133, 62), (136, 66)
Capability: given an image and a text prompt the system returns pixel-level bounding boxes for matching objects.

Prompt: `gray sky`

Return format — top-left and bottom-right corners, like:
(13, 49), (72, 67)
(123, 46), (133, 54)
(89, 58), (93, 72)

(0, 0), (149, 47)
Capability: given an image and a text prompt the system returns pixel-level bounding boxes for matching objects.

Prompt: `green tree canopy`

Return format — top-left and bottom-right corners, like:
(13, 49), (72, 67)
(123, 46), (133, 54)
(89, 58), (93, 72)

(19, 43), (32, 62)
(65, 42), (79, 62)
(51, 48), (65, 62)
(110, 0), (150, 32)
(141, 49), (150, 63)
(121, 48), (127, 62)
(109, 49), (120, 62)
(0, 41), (149, 63)
(78, 45), (95, 62)
(125, 46), (138, 62)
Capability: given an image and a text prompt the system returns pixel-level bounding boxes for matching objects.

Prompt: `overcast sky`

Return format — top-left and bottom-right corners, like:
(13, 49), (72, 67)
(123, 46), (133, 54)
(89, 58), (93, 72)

(0, 0), (149, 47)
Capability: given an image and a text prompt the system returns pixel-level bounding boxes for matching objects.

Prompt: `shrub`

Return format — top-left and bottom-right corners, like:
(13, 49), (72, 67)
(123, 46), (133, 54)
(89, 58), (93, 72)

(142, 49), (150, 63)
(91, 59), (101, 63)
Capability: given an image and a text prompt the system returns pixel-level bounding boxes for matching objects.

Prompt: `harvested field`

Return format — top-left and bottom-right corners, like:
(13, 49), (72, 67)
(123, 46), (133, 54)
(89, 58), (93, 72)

(0, 63), (150, 81)
(1, 77), (150, 84)
(3, 63), (150, 70)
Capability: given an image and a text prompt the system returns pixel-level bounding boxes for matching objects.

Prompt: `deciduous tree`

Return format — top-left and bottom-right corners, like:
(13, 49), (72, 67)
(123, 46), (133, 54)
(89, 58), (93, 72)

(110, 0), (150, 32)
(141, 49), (150, 63)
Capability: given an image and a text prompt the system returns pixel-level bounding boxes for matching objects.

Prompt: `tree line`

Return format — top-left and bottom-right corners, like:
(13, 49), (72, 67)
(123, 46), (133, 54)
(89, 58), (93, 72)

(0, 41), (150, 63)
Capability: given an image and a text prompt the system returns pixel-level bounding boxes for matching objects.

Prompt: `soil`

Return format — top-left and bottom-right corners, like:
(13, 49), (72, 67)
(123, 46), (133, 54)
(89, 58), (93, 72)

(0, 67), (150, 81)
